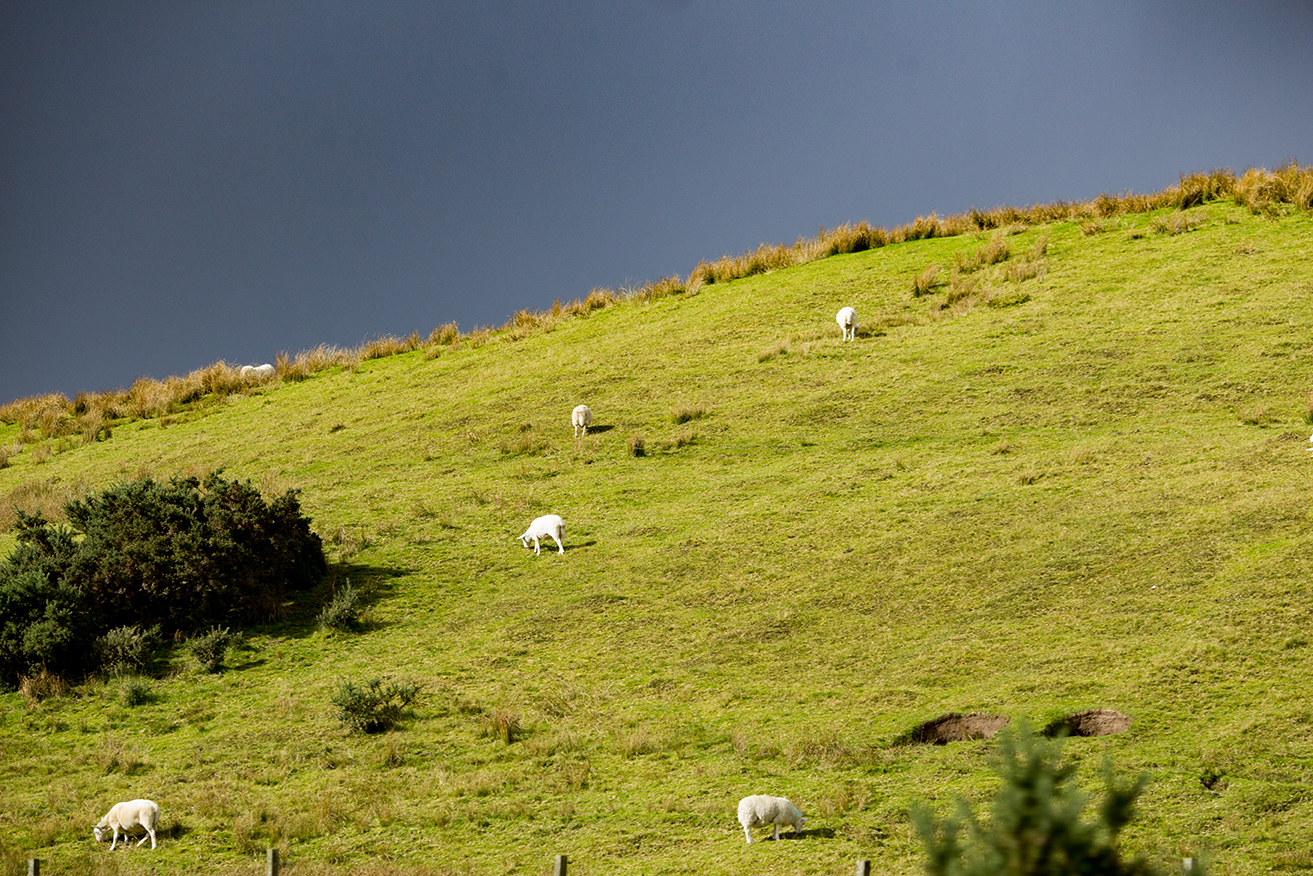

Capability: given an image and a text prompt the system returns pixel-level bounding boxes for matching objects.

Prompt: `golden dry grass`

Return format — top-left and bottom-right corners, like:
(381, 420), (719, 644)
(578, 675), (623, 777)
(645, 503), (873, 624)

(4, 164), (1311, 454)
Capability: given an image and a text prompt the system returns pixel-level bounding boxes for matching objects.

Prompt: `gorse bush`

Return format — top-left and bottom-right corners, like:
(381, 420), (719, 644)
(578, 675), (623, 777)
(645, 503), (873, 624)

(97, 624), (162, 677)
(0, 472), (325, 688)
(189, 625), (238, 673)
(332, 677), (421, 733)
(914, 724), (1186, 876)
(317, 582), (364, 632)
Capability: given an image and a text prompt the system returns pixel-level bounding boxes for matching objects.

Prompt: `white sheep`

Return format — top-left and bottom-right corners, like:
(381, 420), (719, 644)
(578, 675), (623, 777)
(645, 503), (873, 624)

(737, 794), (806, 844)
(93, 799), (160, 850)
(572, 404), (594, 437)
(518, 514), (565, 555)
(240, 363), (276, 380)
(836, 306), (856, 341)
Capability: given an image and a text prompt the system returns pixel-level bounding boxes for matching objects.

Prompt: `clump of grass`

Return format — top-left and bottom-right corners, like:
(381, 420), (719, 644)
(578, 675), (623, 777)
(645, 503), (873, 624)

(1236, 401), (1269, 425)
(318, 581), (364, 632)
(361, 333), (422, 362)
(979, 230), (1011, 265)
(120, 676), (153, 707)
(0, 477), (90, 531)
(97, 735), (147, 774)
(18, 669), (68, 705)
(1007, 260), (1042, 283)
(1150, 210), (1204, 236)
(328, 526), (372, 562)
(616, 726), (657, 759)
(955, 232), (1010, 274)
(1234, 162), (1313, 214)
(627, 433), (646, 457)
(935, 270), (980, 312)
(188, 626), (238, 673)
(672, 402), (710, 424)
(1006, 232), (1050, 283)
(427, 321), (460, 348)
(333, 677), (421, 734)
(758, 339), (790, 362)
(482, 708), (522, 744)
(657, 428), (699, 451)
(498, 429), (553, 457)
(379, 737), (404, 767)
(911, 263), (942, 296)
(1177, 168), (1236, 208)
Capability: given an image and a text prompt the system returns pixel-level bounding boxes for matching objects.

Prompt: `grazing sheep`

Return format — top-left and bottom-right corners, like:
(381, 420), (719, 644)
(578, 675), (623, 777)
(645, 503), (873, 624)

(572, 404), (594, 437)
(93, 799), (160, 850)
(240, 363), (276, 380)
(836, 306), (856, 341)
(518, 514), (565, 555)
(737, 794), (806, 844)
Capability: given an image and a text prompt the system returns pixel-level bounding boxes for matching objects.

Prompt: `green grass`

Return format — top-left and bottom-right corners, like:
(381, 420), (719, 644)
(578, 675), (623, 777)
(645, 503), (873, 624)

(2, 200), (1313, 875)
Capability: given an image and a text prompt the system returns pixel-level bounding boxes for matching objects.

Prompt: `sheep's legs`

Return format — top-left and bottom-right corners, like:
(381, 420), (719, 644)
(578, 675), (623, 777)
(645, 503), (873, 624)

(743, 826), (753, 843)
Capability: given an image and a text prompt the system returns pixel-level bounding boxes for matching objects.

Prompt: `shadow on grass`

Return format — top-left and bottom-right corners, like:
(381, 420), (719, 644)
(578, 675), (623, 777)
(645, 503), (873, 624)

(255, 561), (411, 640)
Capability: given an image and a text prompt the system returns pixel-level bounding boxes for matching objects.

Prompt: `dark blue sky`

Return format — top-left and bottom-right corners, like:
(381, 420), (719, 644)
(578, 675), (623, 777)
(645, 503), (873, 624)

(3, 1), (1311, 404)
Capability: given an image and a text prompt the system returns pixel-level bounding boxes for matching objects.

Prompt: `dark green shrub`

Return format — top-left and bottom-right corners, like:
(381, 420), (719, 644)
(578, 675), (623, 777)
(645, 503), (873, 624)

(0, 516), (95, 685)
(332, 677), (421, 733)
(317, 582), (363, 632)
(64, 471), (325, 630)
(189, 626), (237, 673)
(914, 724), (1190, 876)
(0, 472), (325, 688)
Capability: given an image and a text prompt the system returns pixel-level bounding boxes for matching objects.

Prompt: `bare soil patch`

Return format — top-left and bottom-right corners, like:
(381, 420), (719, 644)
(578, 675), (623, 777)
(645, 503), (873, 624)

(900, 712), (1011, 745)
(1043, 708), (1131, 738)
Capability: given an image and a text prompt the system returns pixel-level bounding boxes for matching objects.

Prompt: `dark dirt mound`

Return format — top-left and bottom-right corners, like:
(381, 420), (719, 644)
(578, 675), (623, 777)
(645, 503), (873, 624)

(1043, 708), (1131, 738)
(901, 712), (1011, 745)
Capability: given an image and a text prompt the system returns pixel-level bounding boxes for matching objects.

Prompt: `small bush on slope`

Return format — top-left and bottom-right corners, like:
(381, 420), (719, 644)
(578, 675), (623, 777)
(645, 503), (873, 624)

(332, 676), (421, 733)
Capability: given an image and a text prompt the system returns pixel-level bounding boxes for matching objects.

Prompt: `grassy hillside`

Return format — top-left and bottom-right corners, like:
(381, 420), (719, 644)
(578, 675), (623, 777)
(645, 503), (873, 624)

(2, 198), (1312, 875)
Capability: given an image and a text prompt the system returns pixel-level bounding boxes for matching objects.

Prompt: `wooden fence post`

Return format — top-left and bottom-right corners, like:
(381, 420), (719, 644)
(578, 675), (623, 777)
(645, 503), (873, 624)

(553, 853), (568, 876)
(27, 859), (39, 876)
(855, 860), (871, 876)
(267, 847), (280, 876)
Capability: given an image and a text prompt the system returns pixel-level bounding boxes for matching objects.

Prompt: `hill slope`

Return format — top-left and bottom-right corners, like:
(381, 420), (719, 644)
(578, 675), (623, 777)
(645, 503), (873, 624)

(2, 199), (1312, 875)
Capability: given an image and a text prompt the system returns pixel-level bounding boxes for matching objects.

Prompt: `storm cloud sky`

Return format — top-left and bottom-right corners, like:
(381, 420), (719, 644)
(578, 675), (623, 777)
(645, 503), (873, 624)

(3, 1), (1311, 403)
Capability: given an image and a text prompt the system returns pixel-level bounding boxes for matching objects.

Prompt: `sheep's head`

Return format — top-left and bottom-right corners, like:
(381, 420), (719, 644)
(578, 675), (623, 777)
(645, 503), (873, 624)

(93, 824), (107, 842)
